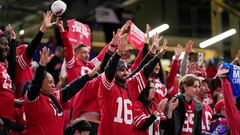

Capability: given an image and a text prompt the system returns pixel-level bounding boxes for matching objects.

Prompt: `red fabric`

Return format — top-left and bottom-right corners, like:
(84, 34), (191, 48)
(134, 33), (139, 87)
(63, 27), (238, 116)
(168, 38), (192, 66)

(130, 50), (142, 72)
(67, 19), (91, 47)
(61, 32), (108, 83)
(202, 103), (213, 131)
(15, 51), (33, 99)
(166, 59), (180, 89)
(181, 102), (195, 135)
(215, 99), (224, 113)
(0, 62), (14, 120)
(221, 78), (240, 134)
(16, 44), (27, 56)
(206, 64), (217, 78)
(23, 91), (64, 135)
(72, 76), (101, 120)
(128, 21), (145, 50)
(149, 76), (167, 107)
(132, 101), (160, 135)
(98, 71), (147, 135)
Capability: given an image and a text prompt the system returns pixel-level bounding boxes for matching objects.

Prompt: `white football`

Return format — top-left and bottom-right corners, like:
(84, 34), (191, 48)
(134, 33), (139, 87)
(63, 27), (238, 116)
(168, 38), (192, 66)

(51, 0), (67, 16)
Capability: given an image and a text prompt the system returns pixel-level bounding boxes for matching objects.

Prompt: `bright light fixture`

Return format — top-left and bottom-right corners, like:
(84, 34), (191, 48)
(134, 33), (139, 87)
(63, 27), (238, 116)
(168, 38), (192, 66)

(199, 29), (237, 48)
(148, 24), (169, 37)
(19, 30), (25, 35)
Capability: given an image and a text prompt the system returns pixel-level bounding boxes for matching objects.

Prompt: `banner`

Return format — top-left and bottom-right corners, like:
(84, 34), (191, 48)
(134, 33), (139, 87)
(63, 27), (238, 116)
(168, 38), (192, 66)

(67, 19), (91, 48)
(222, 62), (240, 97)
(128, 21), (145, 50)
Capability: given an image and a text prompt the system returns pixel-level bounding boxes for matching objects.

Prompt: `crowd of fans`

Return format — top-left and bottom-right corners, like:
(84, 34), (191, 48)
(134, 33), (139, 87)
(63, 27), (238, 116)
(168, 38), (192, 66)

(0, 10), (240, 135)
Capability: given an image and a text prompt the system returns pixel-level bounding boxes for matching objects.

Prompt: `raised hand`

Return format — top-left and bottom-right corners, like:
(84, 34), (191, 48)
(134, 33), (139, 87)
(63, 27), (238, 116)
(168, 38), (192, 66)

(121, 20), (131, 34)
(39, 47), (54, 66)
(40, 11), (56, 33)
(214, 65), (229, 79)
(159, 39), (168, 55)
(150, 33), (162, 54)
(167, 98), (179, 119)
(6, 24), (16, 39)
(185, 40), (194, 54)
(117, 33), (129, 54)
(145, 24), (151, 44)
(110, 29), (122, 47)
(88, 64), (100, 78)
(174, 44), (183, 59)
(55, 17), (65, 32)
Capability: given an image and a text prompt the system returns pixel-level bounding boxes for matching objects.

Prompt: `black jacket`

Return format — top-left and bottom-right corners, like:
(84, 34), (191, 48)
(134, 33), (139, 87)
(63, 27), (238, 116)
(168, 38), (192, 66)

(162, 93), (203, 135)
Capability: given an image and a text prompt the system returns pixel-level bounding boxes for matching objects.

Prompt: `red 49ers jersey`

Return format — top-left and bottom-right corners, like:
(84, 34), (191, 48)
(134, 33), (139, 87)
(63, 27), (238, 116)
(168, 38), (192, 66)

(23, 91), (64, 135)
(98, 71), (147, 135)
(15, 51), (34, 98)
(202, 102), (213, 131)
(181, 102), (195, 135)
(0, 62), (14, 120)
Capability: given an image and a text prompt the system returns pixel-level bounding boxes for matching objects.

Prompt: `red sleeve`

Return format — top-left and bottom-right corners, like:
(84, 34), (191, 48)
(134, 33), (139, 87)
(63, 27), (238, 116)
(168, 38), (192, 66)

(100, 73), (115, 90)
(61, 32), (75, 69)
(127, 71), (147, 101)
(130, 51), (142, 72)
(133, 101), (149, 128)
(88, 44), (109, 68)
(222, 78), (240, 130)
(166, 59), (179, 89)
(17, 51), (31, 69)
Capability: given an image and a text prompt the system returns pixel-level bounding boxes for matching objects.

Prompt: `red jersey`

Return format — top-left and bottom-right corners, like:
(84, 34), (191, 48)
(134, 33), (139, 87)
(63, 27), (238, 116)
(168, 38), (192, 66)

(61, 32), (108, 83)
(181, 101), (195, 135)
(15, 51), (34, 98)
(72, 76), (101, 121)
(132, 100), (160, 135)
(202, 102), (213, 132)
(98, 71), (147, 135)
(0, 62), (14, 120)
(23, 91), (64, 135)
(150, 76), (167, 103)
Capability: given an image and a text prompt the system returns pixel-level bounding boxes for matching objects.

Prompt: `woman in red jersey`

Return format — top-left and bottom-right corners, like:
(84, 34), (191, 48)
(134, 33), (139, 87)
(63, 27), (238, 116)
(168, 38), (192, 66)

(23, 47), (98, 135)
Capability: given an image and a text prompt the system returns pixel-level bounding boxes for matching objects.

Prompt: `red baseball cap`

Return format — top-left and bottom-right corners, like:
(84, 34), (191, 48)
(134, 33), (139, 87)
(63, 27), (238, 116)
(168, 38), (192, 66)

(215, 99), (225, 113)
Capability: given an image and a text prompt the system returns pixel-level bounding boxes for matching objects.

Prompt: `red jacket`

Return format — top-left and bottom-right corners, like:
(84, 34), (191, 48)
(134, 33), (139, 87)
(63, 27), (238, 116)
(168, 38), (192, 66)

(222, 78), (240, 134)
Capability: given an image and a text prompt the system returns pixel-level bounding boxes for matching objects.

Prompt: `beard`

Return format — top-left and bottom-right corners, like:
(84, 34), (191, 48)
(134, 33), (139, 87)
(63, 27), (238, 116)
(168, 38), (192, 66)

(115, 75), (127, 84)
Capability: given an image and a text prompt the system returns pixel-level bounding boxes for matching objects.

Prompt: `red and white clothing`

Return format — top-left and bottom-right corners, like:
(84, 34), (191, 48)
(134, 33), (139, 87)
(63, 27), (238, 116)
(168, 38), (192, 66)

(0, 62), (14, 120)
(72, 76), (101, 121)
(23, 91), (64, 135)
(181, 102), (195, 135)
(61, 32), (108, 83)
(202, 102), (213, 132)
(15, 51), (34, 99)
(132, 100), (160, 135)
(98, 71), (147, 135)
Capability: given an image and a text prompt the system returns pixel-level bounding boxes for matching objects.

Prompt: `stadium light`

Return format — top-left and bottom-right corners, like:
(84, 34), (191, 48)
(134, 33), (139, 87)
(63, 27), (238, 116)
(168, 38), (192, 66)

(148, 24), (169, 37)
(199, 29), (237, 48)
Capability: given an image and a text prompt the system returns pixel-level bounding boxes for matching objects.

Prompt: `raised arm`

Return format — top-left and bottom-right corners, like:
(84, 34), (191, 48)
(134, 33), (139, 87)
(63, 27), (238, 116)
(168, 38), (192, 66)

(61, 66), (98, 104)
(129, 33), (162, 77)
(222, 78), (240, 130)
(25, 11), (55, 60)
(179, 40), (193, 76)
(166, 44), (182, 89)
(141, 38), (167, 79)
(6, 25), (16, 84)
(27, 47), (54, 101)
(104, 29), (128, 81)
(130, 24), (151, 71)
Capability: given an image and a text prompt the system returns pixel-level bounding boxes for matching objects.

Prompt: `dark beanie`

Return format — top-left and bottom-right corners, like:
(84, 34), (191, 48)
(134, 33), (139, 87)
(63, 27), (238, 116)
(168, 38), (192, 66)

(71, 118), (92, 132)
(117, 60), (128, 71)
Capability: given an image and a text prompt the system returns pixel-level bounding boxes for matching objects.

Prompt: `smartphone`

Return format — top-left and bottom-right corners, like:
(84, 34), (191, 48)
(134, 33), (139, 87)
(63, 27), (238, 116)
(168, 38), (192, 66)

(198, 53), (204, 66)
